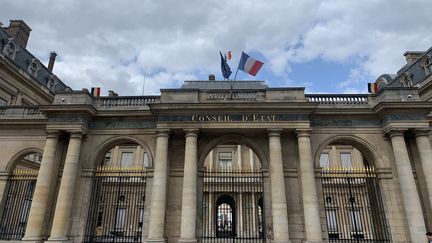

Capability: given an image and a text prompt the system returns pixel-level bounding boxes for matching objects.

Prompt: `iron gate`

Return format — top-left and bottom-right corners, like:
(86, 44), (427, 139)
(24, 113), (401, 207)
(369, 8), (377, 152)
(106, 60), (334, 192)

(0, 169), (37, 240)
(84, 167), (146, 243)
(202, 170), (265, 243)
(321, 168), (390, 242)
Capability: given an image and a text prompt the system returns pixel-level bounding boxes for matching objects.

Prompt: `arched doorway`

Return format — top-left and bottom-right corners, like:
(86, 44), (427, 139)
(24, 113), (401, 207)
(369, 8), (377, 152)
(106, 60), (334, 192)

(216, 195), (235, 237)
(84, 141), (150, 243)
(201, 143), (265, 243)
(318, 140), (390, 242)
(0, 151), (41, 240)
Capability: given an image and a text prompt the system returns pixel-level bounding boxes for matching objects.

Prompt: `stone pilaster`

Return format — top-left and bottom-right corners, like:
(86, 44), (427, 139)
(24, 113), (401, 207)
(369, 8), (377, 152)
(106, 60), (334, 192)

(268, 129), (291, 243)
(415, 129), (432, 211)
(179, 129), (199, 243)
(23, 132), (60, 242)
(48, 132), (83, 243)
(389, 130), (426, 243)
(146, 130), (170, 243)
(296, 129), (322, 243)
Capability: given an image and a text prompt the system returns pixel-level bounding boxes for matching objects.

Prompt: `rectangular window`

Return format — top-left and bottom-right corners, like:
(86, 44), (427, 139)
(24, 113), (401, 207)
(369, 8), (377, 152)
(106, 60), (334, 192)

(340, 153), (352, 168)
(319, 153), (330, 168)
(115, 208), (126, 230)
(219, 152), (232, 171)
(326, 209), (338, 232)
(96, 210), (103, 227)
(143, 152), (149, 168)
(121, 152), (134, 168)
(349, 210), (363, 232)
(104, 152), (111, 166)
(138, 208), (144, 228)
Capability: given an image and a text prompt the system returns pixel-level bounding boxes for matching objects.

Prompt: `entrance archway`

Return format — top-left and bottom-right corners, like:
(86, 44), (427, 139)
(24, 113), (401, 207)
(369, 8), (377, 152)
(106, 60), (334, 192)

(0, 150), (41, 240)
(317, 138), (390, 242)
(201, 143), (265, 243)
(84, 141), (150, 243)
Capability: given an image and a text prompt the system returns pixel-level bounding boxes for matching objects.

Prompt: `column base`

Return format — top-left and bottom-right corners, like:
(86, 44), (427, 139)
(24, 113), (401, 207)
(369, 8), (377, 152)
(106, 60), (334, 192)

(178, 239), (197, 243)
(271, 240), (292, 243)
(46, 236), (72, 243)
(21, 236), (44, 243)
(146, 238), (167, 243)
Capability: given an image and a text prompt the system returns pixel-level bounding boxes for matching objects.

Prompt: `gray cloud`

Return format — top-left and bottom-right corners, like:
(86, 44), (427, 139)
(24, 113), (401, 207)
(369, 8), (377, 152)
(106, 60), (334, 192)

(1, 0), (432, 95)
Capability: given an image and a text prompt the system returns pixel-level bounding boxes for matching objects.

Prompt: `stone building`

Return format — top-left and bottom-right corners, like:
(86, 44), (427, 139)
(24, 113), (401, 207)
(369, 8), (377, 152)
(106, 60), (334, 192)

(1, 20), (432, 243)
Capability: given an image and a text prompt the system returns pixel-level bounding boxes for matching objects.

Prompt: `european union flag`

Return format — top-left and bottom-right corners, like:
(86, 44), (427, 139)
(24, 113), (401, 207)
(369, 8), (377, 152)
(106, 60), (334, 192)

(220, 51), (232, 80)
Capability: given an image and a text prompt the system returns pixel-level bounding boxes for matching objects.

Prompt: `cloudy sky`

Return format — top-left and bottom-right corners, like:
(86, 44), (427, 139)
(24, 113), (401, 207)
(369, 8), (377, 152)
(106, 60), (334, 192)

(1, 0), (432, 95)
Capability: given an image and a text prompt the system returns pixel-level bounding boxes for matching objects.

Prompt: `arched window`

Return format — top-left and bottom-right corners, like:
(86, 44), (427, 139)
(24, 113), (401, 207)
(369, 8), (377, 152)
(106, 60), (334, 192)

(27, 59), (40, 78)
(400, 73), (413, 87)
(3, 40), (17, 59)
(47, 76), (58, 92)
(425, 57), (432, 75)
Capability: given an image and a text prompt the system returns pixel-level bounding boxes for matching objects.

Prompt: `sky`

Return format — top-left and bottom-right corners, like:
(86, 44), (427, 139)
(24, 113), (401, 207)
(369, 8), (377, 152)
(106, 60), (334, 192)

(1, 0), (432, 95)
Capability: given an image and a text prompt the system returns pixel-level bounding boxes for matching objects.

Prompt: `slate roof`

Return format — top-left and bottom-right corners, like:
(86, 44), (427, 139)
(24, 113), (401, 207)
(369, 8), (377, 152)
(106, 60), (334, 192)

(0, 27), (70, 93)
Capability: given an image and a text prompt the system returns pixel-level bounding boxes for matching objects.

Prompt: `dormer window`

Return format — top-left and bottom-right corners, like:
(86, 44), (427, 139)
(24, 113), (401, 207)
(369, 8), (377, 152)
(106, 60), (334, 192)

(47, 75), (58, 92)
(3, 40), (17, 59)
(27, 59), (41, 78)
(400, 73), (413, 87)
(425, 57), (432, 75)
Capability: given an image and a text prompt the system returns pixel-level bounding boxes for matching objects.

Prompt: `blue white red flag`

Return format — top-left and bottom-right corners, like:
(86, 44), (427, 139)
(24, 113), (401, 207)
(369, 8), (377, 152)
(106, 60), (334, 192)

(238, 52), (263, 76)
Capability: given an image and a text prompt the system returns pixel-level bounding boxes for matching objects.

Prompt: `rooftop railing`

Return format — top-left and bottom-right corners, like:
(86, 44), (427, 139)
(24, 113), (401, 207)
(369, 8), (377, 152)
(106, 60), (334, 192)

(207, 91), (258, 101)
(306, 94), (369, 105)
(97, 96), (160, 108)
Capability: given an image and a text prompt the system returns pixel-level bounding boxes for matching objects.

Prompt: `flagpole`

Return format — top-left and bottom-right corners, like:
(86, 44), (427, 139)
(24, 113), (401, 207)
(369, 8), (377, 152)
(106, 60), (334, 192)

(234, 67), (239, 81)
(141, 65), (146, 95)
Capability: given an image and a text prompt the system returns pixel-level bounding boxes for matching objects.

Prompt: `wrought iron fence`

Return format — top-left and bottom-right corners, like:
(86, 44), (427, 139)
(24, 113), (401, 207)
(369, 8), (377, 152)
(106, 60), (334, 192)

(201, 170), (265, 243)
(0, 169), (38, 240)
(321, 168), (390, 243)
(84, 167), (147, 243)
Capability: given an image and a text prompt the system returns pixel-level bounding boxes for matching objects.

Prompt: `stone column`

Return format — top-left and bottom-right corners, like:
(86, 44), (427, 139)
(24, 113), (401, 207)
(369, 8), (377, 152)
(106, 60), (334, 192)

(48, 133), (83, 242)
(415, 129), (432, 211)
(389, 130), (426, 243)
(23, 132), (60, 242)
(147, 130), (170, 243)
(179, 129), (199, 243)
(296, 129), (322, 243)
(268, 129), (290, 243)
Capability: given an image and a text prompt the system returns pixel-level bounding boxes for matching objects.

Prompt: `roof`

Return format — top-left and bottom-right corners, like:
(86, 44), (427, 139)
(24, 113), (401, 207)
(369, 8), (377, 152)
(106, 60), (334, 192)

(0, 27), (70, 93)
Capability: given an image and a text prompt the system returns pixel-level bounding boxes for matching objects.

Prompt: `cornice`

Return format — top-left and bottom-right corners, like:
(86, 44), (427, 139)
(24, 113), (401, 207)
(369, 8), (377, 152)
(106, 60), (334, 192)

(372, 101), (432, 113)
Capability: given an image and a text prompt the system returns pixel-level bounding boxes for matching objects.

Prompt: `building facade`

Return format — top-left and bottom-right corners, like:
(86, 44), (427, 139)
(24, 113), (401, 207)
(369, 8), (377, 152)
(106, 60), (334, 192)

(1, 20), (432, 243)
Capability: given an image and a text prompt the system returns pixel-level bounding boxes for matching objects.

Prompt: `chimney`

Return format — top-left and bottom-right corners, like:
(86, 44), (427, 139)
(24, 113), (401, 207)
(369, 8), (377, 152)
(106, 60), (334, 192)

(404, 51), (424, 65)
(209, 74), (215, 81)
(48, 51), (57, 72)
(4, 20), (32, 48)
(108, 90), (118, 97)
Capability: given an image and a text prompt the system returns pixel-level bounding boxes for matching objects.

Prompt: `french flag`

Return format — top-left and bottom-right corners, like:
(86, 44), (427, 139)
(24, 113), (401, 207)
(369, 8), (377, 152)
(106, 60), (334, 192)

(238, 52), (264, 76)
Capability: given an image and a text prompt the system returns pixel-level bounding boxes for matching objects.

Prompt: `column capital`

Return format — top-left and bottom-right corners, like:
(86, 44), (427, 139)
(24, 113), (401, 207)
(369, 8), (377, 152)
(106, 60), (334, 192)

(69, 132), (83, 139)
(296, 129), (312, 137)
(156, 129), (170, 137)
(45, 130), (60, 138)
(414, 128), (430, 137)
(267, 128), (283, 137)
(388, 129), (406, 138)
(184, 128), (199, 137)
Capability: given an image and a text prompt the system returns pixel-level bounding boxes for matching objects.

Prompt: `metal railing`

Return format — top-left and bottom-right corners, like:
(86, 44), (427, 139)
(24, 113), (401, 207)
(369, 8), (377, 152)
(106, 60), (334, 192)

(84, 167), (147, 243)
(0, 169), (38, 240)
(201, 170), (265, 243)
(306, 94), (369, 105)
(321, 168), (390, 242)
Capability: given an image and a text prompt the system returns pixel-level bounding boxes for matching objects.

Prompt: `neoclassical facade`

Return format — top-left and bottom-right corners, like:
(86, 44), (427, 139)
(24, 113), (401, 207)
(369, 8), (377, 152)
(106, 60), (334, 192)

(1, 20), (432, 243)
